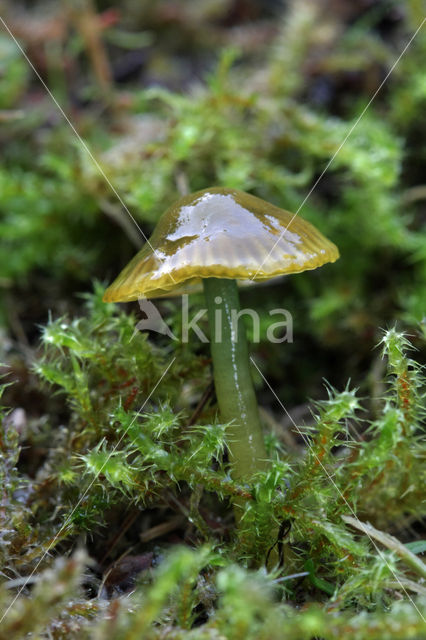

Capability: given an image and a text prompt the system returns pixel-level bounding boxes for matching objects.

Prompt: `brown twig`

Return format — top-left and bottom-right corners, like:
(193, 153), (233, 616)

(187, 381), (215, 426)
(140, 515), (185, 543)
(65, 0), (114, 101)
(99, 509), (140, 567)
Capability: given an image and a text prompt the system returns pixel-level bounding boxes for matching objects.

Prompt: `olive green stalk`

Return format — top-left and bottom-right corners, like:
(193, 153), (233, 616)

(203, 278), (267, 481)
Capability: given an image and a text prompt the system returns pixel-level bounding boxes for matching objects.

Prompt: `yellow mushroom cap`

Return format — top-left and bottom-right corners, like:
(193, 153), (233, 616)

(103, 187), (339, 301)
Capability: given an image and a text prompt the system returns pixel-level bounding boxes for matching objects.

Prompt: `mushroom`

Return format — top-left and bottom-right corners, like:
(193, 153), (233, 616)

(103, 187), (339, 484)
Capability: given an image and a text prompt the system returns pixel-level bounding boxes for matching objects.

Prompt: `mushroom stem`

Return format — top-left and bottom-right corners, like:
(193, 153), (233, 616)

(203, 278), (268, 481)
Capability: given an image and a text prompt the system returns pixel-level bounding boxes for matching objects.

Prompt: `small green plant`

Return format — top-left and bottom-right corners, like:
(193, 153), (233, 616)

(102, 186), (338, 489)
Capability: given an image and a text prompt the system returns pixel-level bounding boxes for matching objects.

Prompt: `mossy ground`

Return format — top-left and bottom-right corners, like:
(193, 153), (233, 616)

(0, 1), (425, 638)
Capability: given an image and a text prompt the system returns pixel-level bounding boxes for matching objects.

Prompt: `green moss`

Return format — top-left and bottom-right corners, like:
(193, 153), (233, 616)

(2, 289), (425, 634)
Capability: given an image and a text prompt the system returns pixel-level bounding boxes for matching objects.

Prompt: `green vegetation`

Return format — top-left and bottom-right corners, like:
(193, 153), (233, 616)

(0, 1), (425, 638)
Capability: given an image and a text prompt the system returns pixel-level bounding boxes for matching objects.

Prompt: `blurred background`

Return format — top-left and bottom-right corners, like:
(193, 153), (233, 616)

(0, 0), (425, 418)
